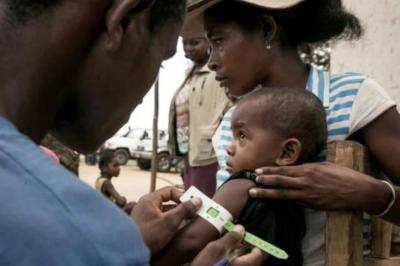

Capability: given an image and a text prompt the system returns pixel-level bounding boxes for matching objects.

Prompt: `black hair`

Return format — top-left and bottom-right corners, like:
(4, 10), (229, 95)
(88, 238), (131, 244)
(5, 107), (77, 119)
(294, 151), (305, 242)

(238, 87), (327, 163)
(6, 0), (186, 33)
(204, 0), (363, 46)
(98, 150), (115, 171)
(149, 0), (186, 33)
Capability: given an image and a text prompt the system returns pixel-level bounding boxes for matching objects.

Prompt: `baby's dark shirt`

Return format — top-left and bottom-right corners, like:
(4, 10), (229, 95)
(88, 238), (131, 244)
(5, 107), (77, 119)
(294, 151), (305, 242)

(222, 171), (306, 266)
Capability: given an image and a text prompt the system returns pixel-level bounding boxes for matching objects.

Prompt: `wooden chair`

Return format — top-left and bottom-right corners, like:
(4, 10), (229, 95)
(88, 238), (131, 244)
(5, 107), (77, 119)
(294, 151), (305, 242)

(326, 141), (400, 266)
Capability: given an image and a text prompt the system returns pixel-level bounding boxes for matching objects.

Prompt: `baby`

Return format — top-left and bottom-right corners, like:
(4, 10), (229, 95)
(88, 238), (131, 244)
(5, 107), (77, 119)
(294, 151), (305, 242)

(153, 87), (327, 266)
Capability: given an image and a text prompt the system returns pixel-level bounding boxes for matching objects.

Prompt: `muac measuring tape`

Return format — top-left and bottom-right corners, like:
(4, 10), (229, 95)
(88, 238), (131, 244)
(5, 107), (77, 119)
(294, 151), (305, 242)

(180, 186), (288, 260)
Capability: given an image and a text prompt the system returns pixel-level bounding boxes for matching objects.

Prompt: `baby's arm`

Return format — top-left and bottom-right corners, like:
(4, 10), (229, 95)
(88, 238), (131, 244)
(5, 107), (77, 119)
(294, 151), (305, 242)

(102, 180), (127, 207)
(152, 179), (256, 265)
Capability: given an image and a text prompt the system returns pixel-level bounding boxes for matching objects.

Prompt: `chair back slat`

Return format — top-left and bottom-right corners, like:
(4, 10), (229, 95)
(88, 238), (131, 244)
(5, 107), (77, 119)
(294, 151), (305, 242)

(325, 141), (395, 266)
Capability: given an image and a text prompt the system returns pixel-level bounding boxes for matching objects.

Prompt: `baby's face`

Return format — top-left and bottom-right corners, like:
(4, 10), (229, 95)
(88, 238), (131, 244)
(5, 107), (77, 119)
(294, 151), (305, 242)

(226, 103), (284, 174)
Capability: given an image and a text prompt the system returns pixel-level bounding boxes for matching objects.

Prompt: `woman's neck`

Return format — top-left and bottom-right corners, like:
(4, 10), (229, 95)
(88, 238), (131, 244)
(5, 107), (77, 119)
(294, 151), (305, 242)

(262, 47), (308, 89)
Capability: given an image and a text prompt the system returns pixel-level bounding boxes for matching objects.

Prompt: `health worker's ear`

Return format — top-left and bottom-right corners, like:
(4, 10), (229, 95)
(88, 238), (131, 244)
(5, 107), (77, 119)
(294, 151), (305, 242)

(105, 0), (154, 52)
(275, 138), (302, 166)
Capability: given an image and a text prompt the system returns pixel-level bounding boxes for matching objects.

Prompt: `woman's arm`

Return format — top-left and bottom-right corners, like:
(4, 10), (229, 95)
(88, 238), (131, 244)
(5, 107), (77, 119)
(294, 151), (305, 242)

(152, 179), (256, 266)
(358, 107), (400, 222)
(360, 107), (400, 184)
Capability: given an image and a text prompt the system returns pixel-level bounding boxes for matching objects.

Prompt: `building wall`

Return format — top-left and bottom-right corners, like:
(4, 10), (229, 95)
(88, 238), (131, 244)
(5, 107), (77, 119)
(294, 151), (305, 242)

(331, 0), (400, 110)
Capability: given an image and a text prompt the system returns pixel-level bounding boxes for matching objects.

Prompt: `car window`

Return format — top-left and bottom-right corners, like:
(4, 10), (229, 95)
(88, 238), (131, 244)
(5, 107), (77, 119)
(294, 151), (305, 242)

(141, 130), (151, 140)
(127, 129), (145, 139)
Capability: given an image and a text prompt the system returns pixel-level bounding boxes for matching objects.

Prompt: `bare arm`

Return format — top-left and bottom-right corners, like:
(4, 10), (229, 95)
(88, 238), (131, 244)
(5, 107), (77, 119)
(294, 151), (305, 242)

(360, 107), (400, 184)
(102, 180), (127, 207)
(359, 107), (400, 223)
(152, 179), (255, 266)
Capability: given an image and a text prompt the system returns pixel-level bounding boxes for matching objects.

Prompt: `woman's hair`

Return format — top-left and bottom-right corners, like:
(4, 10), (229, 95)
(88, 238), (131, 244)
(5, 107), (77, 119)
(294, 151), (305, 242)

(7, 0), (186, 33)
(204, 0), (363, 46)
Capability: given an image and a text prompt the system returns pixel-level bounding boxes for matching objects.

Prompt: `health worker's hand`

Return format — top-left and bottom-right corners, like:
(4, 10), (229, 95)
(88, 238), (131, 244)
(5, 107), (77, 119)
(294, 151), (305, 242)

(192, 225), (264, 266)
(131, 186), (201, 255)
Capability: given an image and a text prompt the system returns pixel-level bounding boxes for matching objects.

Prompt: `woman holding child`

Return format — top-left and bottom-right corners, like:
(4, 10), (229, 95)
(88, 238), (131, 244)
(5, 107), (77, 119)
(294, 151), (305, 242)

(187, 0), (400, 265)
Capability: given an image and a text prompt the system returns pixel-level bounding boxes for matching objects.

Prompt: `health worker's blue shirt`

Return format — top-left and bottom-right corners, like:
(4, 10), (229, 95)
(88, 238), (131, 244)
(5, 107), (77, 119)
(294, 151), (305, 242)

(0, 117), (149, 265)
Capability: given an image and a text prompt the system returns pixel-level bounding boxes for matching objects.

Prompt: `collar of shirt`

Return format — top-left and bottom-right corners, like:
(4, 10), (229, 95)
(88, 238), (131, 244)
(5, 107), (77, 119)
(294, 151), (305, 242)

(193, 63), (211, 75)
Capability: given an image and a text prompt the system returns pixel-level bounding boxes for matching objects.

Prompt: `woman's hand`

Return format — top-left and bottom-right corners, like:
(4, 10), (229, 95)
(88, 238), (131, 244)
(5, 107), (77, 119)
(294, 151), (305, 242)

(250, 162), (392, 214)
(131, 186), (201, 255)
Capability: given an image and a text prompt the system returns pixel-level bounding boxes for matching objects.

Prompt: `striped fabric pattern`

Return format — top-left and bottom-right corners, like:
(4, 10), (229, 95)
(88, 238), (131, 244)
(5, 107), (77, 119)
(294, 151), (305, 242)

(215, 106), (236, 188)
(213, 64), (371, 253)
(307, 67), (371, 254)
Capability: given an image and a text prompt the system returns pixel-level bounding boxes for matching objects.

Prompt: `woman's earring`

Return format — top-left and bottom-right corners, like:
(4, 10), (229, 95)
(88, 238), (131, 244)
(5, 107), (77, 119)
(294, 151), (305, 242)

(265, 42), (272, 50)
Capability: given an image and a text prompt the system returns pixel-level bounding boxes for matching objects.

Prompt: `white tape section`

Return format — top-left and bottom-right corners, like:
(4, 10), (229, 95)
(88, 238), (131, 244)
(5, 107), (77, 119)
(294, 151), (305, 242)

(180, 186), (233, 234)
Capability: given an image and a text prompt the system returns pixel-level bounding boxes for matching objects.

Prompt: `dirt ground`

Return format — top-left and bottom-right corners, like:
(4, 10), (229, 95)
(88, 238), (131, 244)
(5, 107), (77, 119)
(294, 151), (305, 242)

(79, 160), (183, 202)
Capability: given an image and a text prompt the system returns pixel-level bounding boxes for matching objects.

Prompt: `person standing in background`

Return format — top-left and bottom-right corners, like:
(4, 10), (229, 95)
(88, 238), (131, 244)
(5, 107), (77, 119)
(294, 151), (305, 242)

(168, 17), (230, 198)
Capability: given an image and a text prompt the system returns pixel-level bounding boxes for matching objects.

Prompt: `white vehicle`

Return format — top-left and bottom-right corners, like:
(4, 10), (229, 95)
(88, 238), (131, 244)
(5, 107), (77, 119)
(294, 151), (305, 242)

(104, 128), (145, 165)
(131, 130), (173, 172)
(104, 128), (176, 172)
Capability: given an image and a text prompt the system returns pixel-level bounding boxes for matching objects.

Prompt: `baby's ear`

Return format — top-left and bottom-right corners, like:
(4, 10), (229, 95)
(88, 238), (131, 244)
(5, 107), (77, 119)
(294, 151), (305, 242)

(275, 138), (302, 166)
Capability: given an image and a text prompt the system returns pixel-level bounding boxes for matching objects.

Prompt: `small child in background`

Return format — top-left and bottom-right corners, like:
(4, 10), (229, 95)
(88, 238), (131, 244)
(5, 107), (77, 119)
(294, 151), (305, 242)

(95, 151), (135, 214)
(152, 87), (327, 266)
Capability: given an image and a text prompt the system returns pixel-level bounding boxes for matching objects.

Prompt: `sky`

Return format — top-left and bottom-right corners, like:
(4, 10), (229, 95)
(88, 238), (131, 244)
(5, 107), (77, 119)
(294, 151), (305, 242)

(125, 38), (192, 132)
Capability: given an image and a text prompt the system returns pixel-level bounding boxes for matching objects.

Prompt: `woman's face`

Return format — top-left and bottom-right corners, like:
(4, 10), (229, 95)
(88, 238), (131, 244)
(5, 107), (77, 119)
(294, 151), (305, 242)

(183, 37), (210, 64)
(204, 17), (268, 96)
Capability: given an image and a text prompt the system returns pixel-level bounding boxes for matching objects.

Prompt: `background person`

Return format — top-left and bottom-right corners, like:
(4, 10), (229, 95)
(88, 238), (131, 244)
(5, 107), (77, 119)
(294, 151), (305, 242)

(168, 17), (231, 197)
(95, 151), (136, 214)
(187, 0), (400, 265)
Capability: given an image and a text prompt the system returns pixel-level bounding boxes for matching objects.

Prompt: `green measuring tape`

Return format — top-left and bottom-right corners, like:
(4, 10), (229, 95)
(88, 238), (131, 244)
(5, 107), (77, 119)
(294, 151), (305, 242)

(223, 221), (289, 260)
